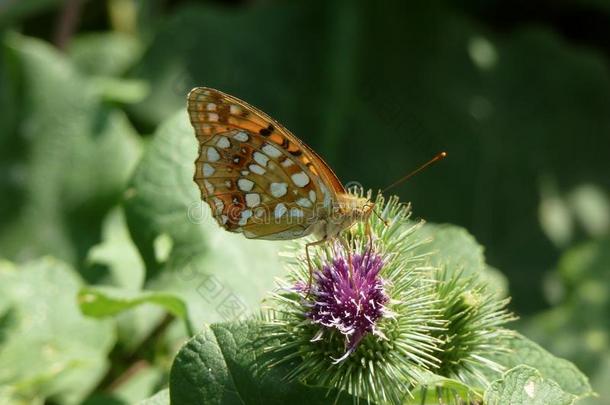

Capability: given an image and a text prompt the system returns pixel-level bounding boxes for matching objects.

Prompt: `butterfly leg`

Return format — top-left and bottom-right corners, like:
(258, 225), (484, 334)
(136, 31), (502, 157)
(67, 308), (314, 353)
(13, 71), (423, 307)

(338, 235), (354, 282)
(305, 238), (327, 297)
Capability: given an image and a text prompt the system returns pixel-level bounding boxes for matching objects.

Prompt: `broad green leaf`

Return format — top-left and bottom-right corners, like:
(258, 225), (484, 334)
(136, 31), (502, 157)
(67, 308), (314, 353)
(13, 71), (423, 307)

(414, 223), (509, 297)
(169, 321), (353, 405)
(519, 237), (608, 401)
(123, 111), (285, 328)
(85, 207), (145, 290)
(83, 206), (171, 351)
(89, 76), (150, 104)
(68, 32), (143, 77)
(412, 372), (482, 404)
(568, 184), (610, 238)
(78, 286), (188, 319)
(0, 258), (115, 405)
(112, 366), (165, 405)
(0, 34), (142, 268)
(415, 224), (486, 272)
(78, 286), (193, 336)
(485, 365), (575, 405)
(580, 352), (610, 405)
(68, 32), (149, 104)
(138, 389), (169, 405)
(81, 394), (126, 405)
(494, 333), (593, 399)
(557, 236), (610, 293)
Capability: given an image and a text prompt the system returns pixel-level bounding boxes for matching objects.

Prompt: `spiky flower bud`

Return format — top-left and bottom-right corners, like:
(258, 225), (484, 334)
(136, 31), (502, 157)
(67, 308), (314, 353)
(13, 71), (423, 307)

(261, 191), (515, 404)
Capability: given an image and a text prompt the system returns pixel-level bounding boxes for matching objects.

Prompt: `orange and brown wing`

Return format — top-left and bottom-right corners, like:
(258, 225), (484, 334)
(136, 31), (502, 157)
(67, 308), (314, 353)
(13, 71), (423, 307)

(187, 87), (345, 240)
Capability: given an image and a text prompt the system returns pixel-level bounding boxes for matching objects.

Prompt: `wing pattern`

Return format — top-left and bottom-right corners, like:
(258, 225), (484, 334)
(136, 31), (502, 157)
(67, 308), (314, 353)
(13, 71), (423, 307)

(187, 87), (344, 240)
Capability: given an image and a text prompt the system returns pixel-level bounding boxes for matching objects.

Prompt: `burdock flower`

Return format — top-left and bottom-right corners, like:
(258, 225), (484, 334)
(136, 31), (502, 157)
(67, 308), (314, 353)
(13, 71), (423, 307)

(306, 248), (389, 363)
(261, 191), (515, 404)
(263, 192), (443, 404)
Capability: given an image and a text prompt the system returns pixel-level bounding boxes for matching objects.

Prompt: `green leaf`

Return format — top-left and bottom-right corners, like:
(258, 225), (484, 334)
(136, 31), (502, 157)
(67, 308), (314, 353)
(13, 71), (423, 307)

(0, 34), (142, 268)
(83, 207), (172, 351)
(78, 285), (193, 336)
(169, 321), (353, 405)
(112, 366), (165, 405)
(0, 258), (115, 405)
(138, 389), (169, 405)
(558, 236), (610, 293)
(79, 287), (188, 320)
(123, 111), (285, 328)
(414, 223), (509, 297)
(90, 76), (150, 104)
(412, 372), (482, 404)
(67, 32), (149, 104)
(485, 365), (575, 405)
(415, 224), (486, 272)
(85, 207), (145, 289)
(518, 237), (608, 403)
(495, 333), (593, 399)
(68, 32), (143, 77)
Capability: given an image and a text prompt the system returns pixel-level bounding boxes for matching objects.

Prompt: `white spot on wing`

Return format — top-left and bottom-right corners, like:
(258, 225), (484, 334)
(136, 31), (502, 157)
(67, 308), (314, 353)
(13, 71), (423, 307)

(202, 163), (215, 177)
(320, 182), (331, 208)
(233, 131), (249, 142)
(208, 112), (219, 122)
(290, 208), (304, 218)
(309, 190), (316, 203)
(281, 159), (294, 167)
(245, 193), (260, 207)
(275, 203), (287, 218)
(211, 198), (224, 213)
(238, 178), (254, 191)
(262, 144), (282, 158)
(230, 105), (241, 115)
(253, 152), (269, 167)
(216, 137), (230, 148)
(207, 147), (220, 162)
(249, 164), (266, 175)
(291, 172), (310, 187)
(203, 180), (214, 193)
(297, 198), (312, 208)
(238, 209), (253, 226)
(270, 182), (288, 198)
(206, 103), (216, 111)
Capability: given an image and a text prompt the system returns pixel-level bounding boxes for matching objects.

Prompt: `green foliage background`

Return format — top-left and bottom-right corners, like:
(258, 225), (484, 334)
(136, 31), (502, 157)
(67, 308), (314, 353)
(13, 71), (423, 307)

(0, 0), (608, 404)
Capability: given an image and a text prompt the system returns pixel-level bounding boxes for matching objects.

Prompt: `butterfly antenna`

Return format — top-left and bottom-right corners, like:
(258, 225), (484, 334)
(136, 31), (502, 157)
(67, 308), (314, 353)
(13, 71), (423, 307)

(381, 151), (447, 194)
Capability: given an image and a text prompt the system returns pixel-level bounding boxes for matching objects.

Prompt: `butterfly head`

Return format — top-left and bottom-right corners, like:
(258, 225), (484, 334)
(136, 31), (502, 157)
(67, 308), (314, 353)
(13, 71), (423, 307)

(335, 194), (373, 228)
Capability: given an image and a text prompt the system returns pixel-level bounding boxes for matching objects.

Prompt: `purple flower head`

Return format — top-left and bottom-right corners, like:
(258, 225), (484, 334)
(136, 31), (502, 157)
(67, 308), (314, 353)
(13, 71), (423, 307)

(306, 248), (389, 362)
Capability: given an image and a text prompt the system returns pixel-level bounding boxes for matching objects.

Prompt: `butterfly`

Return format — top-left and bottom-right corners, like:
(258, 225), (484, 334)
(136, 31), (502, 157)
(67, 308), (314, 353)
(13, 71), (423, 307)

(187, 87), (374, 269)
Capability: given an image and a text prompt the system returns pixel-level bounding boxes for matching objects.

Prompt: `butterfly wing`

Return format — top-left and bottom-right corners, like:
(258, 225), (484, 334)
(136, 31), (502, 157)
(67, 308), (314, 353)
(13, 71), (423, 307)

(187, 87), (345, 240)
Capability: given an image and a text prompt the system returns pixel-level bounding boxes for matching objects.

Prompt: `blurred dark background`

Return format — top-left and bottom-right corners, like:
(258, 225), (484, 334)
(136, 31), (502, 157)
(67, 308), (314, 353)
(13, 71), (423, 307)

(1, 0), (609, 403)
